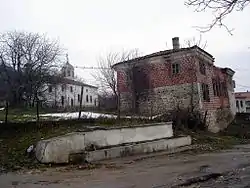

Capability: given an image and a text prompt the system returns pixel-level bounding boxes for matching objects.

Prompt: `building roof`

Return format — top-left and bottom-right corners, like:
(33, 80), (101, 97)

(112, 45), (214, 69)
(60, 78), (98, 89)
(48, 74), (98, 89)
(235, 92), (250, 99)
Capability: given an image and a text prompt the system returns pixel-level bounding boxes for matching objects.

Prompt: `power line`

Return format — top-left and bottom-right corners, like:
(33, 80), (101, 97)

(236, 84), (250, 88)
(75, 66), (110, 70)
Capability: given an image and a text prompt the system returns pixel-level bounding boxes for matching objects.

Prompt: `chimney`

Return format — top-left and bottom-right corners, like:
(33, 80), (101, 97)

(172, 37), (180, 50)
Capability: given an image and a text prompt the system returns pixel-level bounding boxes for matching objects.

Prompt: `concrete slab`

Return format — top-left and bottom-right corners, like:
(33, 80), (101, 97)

(85, 136), (192, 162)
(36, 122), (173, 163)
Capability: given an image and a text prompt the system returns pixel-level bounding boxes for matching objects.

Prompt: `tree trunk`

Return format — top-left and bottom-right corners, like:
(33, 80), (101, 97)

(36, 99), (39, 123)
(5, 101), (8, 124)
(117, 92), (121, 121)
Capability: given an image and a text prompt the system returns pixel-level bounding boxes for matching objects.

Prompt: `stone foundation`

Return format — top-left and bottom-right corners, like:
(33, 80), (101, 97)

(206, 108), (234, 133)
(120, 83), (200, 115)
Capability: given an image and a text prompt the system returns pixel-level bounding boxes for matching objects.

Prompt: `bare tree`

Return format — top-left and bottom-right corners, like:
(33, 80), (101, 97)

(93, 49), (141, 116)
(183, 35), (208, 111)
(185, 0), (250, 34)
(0, 31), (63, 106)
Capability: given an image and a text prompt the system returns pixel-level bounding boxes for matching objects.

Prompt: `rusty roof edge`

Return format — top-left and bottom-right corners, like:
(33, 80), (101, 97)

(112, 45), (214, 69)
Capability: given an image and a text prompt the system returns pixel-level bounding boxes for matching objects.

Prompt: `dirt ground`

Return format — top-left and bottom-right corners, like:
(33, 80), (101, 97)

(2, 145), (250, 188)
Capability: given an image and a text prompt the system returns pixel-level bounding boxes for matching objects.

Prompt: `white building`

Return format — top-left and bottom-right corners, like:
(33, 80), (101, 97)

(235, 92), (250, 113)
(44, 57), (98, 108)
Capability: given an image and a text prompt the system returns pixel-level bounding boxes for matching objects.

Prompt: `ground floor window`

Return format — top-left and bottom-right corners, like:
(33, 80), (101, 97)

(201, 83), (210, 102)
(236, 100), (239, 108)
(78, 94), (80, 102)
(61, 96), (64, 106)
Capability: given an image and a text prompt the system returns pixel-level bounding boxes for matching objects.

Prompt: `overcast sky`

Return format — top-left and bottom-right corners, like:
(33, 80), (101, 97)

(0, 0), (249, 91)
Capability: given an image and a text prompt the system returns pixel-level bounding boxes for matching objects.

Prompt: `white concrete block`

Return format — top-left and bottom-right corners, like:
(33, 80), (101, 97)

(35, 122), (173, 164)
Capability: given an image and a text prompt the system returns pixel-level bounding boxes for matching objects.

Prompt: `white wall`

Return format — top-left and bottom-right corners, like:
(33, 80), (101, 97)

(236, 98), (246, 113)
(35, 122), (173, 163)
(44, 84), (98, 108)
(84, 122), (173, 148)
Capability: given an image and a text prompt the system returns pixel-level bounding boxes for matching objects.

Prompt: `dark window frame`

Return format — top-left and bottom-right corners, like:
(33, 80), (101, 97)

(201, 83), (210, 102)
(70, 86), (73, 93)
(86, 95), (89, 103)
(90, 96), (92, 103)
(212, 78), (228, 98)
(199, 61), (206, 75)
(61, 96), (64, 106)
(172, 63), (180, 75)
(236, 100), (239, 108)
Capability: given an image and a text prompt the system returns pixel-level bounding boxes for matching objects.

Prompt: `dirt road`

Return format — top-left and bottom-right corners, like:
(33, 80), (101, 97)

(2, 145), (250, 188)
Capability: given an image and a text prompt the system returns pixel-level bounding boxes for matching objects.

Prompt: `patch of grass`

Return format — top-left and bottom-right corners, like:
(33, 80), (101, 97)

(0, 117), (152, 172)
(0, 125), (79, 172)
(0, 107), (52, 122)
(177, 129), (249, 153)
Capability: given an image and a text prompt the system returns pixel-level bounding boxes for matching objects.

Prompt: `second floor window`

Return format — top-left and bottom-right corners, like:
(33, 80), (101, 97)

(86, 95), (89, 102)
(212, 79), (219, 96)
(172, 63), (180, 75)
(213, 79), (228, 97)
(202, 83), (210, 102)
(199, 61), (206, 75)
(70, 86), (73, 92)
(90, 96), (92, 103)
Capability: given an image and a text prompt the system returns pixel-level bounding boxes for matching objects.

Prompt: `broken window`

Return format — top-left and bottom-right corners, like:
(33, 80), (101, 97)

(212, 79), (228, 98)
(222, 82), (228, 97)
(172, 63), (180, 75)
(201, 83), (210, 102)
(199, 61), (206, 75)
(212, 79), (218, 96)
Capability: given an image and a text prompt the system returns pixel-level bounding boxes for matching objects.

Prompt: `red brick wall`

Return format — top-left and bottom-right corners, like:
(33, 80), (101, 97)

(116, 54), (231, 112)
(117, 56), (198, 93)
(197, 64), (229, 111)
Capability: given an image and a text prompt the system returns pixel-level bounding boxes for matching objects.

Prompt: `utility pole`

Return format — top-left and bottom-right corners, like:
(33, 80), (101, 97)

(78, 86), (84, 119)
